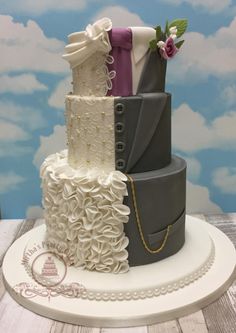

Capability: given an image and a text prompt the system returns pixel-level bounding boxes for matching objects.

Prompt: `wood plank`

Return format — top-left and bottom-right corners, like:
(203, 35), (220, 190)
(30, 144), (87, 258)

(204, 214), (236, 246)
(204, 214), (236, 229)
(190, 214), (206, 221)
(50, 322), (100, 333)
(203, 291), (236, 333)
(15, 219), (36, 239)
(227, 280), (236, 319)
(178, 311), (208, 333)
(50, 321), (80, 333)
(228, 213), (236, 222)
(0, 292), (53, 333)
(101, 327), (147, 333)
(204, 214), (236, 224)
(80, 327), (100, 333)
(0, 219), (23, 265)
(148, 320), (181, 333)
(34, 219), (45, 228)
(0, 267), (5, 301)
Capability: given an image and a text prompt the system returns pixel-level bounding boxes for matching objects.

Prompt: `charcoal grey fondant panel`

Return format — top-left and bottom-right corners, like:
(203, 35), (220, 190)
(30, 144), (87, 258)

(114, 93), (171, 173)
(124, 156), (186, 266)
(136, 49), (167, 94)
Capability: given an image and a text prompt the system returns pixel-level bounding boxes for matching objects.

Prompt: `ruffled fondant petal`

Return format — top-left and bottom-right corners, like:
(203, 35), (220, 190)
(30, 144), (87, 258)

(41, 150), (130, 273)
(113, 203), (131, 216)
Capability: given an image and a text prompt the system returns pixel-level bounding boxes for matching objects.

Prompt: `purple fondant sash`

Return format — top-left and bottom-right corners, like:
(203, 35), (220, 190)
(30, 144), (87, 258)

(107, 28), (133, 97)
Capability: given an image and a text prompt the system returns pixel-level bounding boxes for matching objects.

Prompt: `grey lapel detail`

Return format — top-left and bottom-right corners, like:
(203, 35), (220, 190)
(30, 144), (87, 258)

(126, 92), (168, 172)
(136, 49), (167, 94)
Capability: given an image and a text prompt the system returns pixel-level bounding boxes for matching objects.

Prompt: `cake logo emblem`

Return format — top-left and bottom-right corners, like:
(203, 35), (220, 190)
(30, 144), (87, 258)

(12, 241), (86, 301)
(31, 252), (66, 288)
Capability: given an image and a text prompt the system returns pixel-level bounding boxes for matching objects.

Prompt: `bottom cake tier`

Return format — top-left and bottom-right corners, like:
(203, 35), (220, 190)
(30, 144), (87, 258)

(125, 155), (186, 266)
(40, 151), (186, 272)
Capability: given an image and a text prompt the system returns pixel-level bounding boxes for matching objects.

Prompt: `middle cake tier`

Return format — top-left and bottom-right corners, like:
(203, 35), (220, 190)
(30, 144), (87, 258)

(65, 93), (171, 173)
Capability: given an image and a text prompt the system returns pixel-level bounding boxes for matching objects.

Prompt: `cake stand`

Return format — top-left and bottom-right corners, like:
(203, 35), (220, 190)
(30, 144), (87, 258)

(2, 216), (236, 327)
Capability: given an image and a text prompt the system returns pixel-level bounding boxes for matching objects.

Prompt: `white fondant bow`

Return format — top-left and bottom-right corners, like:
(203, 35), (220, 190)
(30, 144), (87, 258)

(63, 17), (112, 69)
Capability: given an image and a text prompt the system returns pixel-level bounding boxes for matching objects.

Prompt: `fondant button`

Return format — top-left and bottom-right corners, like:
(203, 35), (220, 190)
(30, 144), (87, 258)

(116, 159), (125, 170)
(115, 122), (125, 133)
(115, 103), (125, 114)
(116, 141), (125, 152)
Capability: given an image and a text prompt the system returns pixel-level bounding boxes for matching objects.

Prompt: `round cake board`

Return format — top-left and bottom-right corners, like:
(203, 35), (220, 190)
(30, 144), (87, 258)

(2, 216), (236, 328)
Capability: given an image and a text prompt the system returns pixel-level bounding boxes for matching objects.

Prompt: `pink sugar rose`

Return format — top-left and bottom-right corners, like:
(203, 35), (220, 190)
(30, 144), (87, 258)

(159, 37), (178, 60)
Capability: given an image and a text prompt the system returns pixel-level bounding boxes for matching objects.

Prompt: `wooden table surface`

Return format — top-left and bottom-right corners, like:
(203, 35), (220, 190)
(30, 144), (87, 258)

(0, 214), (236, 333)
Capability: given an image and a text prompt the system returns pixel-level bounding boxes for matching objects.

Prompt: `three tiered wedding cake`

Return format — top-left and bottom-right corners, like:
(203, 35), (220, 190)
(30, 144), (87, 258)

(41, 18), (187, 274)
(3, 16), (236, 327)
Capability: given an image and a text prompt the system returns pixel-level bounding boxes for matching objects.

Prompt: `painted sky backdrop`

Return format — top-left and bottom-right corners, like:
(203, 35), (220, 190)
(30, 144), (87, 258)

(1, 0), (236, 218)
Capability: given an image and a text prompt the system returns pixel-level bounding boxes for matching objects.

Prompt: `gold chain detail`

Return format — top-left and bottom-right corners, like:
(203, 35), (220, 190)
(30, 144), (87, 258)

(126, 174), (171, 254)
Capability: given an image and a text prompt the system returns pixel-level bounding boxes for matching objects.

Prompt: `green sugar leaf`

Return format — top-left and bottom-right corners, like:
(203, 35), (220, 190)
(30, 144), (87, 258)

(165, 20), (169, 35)
(149, 39), (157, 51)
(169, 19), (188, 38)
(175, 40), (185, 49)
(155, 25), (162, 41)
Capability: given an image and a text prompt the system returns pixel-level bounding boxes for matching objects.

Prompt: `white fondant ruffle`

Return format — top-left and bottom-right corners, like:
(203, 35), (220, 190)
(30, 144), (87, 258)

(41, 150), (130, 274)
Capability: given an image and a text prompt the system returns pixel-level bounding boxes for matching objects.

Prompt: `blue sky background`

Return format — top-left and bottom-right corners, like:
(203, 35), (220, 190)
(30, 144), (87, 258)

(1, 0), (236, 218)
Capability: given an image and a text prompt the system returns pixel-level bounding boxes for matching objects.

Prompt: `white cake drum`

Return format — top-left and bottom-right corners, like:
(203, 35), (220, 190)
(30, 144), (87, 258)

(3, 216), (236, 327)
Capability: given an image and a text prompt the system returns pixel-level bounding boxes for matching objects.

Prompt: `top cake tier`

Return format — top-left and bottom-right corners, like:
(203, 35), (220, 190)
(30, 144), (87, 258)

(62, 18), (167, 96)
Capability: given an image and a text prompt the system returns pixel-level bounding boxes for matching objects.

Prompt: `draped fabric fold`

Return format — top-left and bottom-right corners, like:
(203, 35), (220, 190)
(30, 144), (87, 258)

(107, 28), (133, 97)
(62, 18), (112, 69)
(125, 93), (168, 172)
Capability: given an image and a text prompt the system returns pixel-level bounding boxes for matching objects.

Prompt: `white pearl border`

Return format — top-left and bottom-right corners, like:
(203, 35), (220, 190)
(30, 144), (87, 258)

(74, 240), (215, 301)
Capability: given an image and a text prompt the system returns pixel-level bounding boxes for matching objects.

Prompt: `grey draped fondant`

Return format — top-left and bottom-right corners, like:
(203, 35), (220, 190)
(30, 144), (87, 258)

(136, 49), (167, 94)
(113, 44), (186, 266)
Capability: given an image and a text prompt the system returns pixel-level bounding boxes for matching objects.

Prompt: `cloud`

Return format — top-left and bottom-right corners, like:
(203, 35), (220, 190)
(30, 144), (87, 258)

(1, 0), (87, 15)
(178, 158), (222, 214)
(0, 120), (29, 141)
(0, 144), (33, 157)
(164, 0), (233, 13)
(0, 101), (46, 131)
(33, 125), (66, 168)
(26, 205), (44, 219)
(94, 6), (145, 27)
(172, 103), (236, 152)
(0, 101), (47, 156)
(180, 156), (201, 181)
(0, 171), (25, 194)
(48, 76), (72, 109)
(0, 74), (47, 94)
(212, 167), (236, 194)
(0, 15), (67, 74)
(186, 181), (222, 213)
(221, 84), (236, 106)
(168, 17), (236, 83)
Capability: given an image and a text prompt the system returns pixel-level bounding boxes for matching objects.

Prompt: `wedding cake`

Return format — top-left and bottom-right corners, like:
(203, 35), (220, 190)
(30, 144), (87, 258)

(3, 16), (236, 328)
(40, 18), (188, 274)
